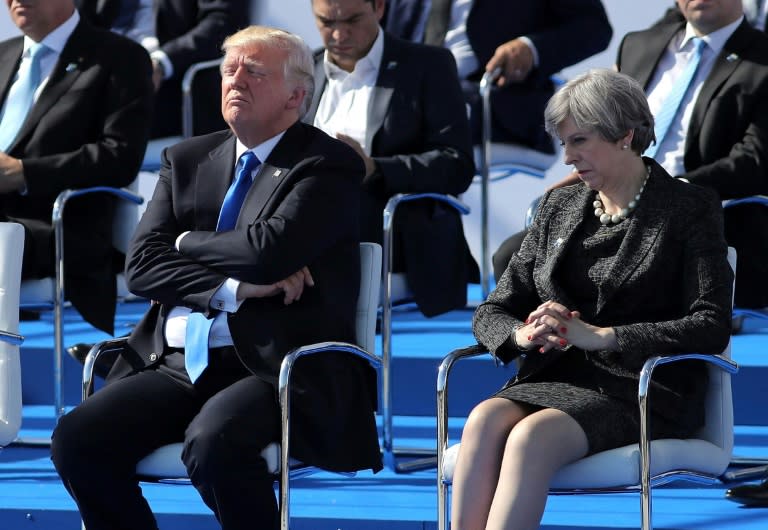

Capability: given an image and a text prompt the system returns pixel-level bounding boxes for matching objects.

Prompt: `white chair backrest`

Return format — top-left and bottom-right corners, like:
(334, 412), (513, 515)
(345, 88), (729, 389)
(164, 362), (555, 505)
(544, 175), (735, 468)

(696, 246), (737, 453)
(356, 242), (382, 354)
(0, 222), (24, 446)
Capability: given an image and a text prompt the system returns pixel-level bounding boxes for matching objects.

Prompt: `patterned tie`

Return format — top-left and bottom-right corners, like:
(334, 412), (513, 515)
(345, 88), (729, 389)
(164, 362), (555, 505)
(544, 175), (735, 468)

(646, 38), (706, 159)
(0, 43), (48, 152)
(184, 151), (260, 383)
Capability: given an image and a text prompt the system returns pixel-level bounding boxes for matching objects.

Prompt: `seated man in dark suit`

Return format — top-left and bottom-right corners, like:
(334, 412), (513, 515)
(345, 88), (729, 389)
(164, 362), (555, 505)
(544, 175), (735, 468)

(305, 0), (478, 317)
(51, 25), (382, 530)
(382, 0), (612, 153)
(0, 0), (153, 335)
(76, 0), (250, 138)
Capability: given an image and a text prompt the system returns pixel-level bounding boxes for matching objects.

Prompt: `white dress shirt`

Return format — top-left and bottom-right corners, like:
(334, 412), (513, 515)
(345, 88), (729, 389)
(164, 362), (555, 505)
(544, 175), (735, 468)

(164, 132), (285, 349)
(314, 27), (384, 155)
(645, 17), (742, 177)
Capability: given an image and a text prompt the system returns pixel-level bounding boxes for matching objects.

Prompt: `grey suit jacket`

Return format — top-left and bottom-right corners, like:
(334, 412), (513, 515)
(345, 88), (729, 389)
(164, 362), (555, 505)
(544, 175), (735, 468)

(474, 160), (733, 422)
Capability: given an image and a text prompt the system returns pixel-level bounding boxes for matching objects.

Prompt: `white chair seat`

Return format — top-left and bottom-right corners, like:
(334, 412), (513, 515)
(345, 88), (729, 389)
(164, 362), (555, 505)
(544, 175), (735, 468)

(19, 277), (55, 305)
(442, 437), (731, 490)
(136, 442), (302, 479)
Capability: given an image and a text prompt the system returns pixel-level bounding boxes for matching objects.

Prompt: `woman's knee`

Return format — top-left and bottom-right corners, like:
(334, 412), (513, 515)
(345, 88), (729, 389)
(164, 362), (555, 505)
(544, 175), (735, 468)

(504, 410), (588, 466)
(462, 398), (526, 444)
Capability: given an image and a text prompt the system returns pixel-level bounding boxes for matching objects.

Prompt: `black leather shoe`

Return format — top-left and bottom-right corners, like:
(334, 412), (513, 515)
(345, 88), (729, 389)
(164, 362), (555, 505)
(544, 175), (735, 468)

(725, 480), (768, 507)
(67, 343), (116, 380)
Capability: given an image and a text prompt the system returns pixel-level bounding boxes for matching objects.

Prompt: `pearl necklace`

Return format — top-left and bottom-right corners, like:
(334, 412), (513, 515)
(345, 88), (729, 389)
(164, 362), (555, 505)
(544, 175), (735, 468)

(593, 166), (650, 225)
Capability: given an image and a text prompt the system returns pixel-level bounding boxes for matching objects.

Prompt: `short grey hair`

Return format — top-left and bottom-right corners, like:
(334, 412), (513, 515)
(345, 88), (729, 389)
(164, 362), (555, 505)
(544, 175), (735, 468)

(544, 68), (655, 155)
(222, 26), (315, 117)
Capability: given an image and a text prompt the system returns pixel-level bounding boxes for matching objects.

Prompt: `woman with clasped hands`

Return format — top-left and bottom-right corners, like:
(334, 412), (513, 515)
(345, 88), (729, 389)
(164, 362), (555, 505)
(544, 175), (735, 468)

(451, 69), (734, 530)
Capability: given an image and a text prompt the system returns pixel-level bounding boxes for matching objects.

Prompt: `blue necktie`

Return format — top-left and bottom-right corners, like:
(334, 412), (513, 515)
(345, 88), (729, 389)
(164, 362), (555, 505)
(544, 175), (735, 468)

(184, 151), (261, 383)
(0, 43), (48, 152)
(646, 38), (706, 159)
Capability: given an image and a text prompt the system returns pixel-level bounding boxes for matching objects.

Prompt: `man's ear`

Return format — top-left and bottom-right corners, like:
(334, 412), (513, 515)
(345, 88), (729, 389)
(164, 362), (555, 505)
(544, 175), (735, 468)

(286, 86), (306, 110)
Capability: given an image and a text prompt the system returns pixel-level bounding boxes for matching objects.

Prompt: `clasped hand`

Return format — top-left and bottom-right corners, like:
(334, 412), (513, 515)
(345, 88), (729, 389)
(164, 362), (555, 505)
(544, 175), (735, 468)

(237, 266), (314, 305)
(514, 300), (615, 354)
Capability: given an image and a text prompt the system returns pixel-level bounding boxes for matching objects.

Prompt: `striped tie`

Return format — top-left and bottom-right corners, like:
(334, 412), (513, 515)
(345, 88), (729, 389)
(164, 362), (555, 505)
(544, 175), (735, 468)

(646, 37), (706, 159)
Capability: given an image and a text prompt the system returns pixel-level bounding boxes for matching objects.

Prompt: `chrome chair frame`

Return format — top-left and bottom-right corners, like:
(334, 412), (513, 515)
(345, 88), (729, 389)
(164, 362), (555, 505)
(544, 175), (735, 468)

(475, 70), (556, 299)
(82, 242), (383, 530)
(20, 187), (143, 422)
(381, 192), (469, 473)
(436, 346), (738, 530)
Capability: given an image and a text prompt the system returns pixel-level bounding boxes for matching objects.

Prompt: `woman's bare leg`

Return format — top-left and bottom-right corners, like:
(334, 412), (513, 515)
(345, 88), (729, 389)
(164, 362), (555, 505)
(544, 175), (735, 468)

(485, 408), (588, 530)
(451, 397), (530, 530)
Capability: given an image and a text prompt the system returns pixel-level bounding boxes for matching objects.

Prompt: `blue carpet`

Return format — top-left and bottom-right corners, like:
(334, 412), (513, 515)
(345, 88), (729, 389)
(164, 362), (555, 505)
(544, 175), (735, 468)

(4, 290), (768, 529)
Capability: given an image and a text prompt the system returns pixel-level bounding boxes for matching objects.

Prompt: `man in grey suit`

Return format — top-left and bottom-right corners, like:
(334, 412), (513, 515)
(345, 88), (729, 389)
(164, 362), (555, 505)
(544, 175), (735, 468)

(305, 0), (478, 317)
(0, 0), (153, 334)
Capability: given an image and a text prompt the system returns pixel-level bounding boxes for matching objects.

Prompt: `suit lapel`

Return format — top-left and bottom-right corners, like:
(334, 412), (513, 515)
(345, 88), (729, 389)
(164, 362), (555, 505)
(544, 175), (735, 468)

(11, 24), (88, 151)
(234, 123), (305, 227)
(368, 35), (398, 143)
(195, 137), (236, 230)
(624, 22), (682, 89)
(0, 39), (22, 104)
(535, 185), (591, 308)
(594, 164), (669, 315)
(687, 20), (753, 147)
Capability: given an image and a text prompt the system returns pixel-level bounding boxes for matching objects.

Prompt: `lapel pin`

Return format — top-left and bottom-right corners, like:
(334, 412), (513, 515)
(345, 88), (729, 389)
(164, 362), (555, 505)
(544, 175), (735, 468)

(726, 53), (739, 62)
(65, 62), (77, 72)
(272, 169), (282, 178)
(554, 237), (564, 247)
(387, 61), (397, 70)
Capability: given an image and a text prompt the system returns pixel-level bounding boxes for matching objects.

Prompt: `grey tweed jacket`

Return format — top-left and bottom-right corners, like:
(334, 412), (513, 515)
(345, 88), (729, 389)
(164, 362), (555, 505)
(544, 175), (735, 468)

(473, 159), (733, 422)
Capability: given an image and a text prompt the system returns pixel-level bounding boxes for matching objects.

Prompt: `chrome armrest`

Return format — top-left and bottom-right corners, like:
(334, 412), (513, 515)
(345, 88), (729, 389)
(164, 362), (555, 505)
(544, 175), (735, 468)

(436, 344), (489, 460)
(278, 341), (380, 530)
(0, 330), (23, 346)
(82, 337), (130, 400)
(723, 195), (768, 209)
(637, 353), (737, 526)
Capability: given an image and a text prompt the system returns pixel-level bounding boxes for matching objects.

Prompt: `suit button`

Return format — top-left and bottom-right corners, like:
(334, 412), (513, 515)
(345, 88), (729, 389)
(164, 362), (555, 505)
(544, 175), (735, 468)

(149, 353), (158, 362)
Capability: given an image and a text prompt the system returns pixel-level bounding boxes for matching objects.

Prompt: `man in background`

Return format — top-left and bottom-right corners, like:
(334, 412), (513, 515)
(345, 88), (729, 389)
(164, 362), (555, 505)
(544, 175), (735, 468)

(0, 0), (153, 334)
(383, 0), (612, 154)
(306, 0), (478, 317)
(76, 0), (250, 137)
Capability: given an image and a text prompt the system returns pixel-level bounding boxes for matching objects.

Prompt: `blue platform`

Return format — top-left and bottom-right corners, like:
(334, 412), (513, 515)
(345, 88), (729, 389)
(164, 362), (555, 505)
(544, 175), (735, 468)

(3, 287), (768, 530)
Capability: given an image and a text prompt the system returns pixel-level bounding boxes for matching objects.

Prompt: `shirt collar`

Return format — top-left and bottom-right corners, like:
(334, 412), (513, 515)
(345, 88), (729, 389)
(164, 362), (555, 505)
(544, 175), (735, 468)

(681, 15), (743, 56)
(235, 130), (286, 167)
(322, 25), (384, 80)
(24, 9), (80, 56)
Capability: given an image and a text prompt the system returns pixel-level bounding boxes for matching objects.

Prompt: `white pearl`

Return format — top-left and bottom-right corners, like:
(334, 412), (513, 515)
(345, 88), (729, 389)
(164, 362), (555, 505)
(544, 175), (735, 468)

(600, 213), (612, 224)
(593, 200), (602, 208)
(611, 213), (621, 224)
(620, 207), (630, 217)
(628, 200), (637, 209)
(594, 207), (604, 216)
